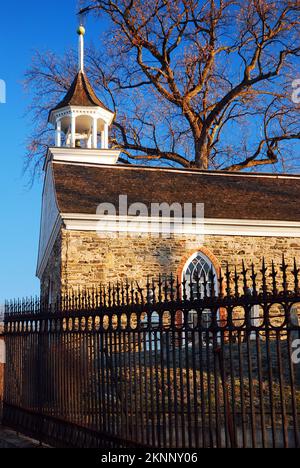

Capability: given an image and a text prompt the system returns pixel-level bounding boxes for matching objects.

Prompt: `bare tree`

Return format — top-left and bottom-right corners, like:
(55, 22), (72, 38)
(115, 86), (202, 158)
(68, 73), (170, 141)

(25, 0), (300, 174)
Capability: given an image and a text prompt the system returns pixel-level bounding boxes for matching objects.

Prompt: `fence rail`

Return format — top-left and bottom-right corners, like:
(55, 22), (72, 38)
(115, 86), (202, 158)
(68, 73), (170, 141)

(2, 258), (300, 448)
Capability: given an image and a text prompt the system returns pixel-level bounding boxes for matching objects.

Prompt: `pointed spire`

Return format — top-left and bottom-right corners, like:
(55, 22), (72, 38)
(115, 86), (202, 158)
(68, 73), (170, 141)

(48, 22), (117, 156)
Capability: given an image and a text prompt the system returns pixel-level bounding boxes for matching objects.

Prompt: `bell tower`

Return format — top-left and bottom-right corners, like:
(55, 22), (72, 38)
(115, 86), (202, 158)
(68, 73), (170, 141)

(48, 26), (120, 165)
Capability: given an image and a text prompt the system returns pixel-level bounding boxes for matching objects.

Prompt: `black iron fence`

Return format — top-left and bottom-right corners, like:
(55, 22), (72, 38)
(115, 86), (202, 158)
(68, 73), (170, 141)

(2, 259), (300, 448)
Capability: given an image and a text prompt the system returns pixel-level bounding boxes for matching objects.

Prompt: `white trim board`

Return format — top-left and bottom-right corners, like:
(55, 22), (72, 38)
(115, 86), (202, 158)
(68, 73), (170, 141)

(45, 147), (121, 169)
(61, 213), (300, 238)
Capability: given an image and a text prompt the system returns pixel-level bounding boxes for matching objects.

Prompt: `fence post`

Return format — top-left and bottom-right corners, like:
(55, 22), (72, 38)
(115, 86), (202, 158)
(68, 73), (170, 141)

(0, 328), (5, 421)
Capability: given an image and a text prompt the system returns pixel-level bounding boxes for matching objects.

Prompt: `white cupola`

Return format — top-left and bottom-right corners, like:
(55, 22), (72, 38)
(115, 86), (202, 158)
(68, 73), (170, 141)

(48, 26), (120, 165)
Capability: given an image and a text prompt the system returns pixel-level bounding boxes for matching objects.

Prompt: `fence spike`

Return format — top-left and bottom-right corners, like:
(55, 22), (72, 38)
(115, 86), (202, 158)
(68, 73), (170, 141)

(225, 263), (231, 298)
(152, 278), (157, 305)
(120, 282), (125, 306)
(146, 276), (151, 304)
(242, 260), (249, 296)
(63, 291), (70, 311)
(70, 290), (73, 310)
(281, 254), (288, 293)
(176, 277), (181, 302)
(292, 258), (300, 294)
(97, 286), (100, 308)
(91, 286), (95, 309)
(234, 267), (239, 298)
(170, 273), (175, 302)
(210, 266), (216, 298)
(203, 270), (208, 299)
(195, 271), (201, 301)
(68, 291), (71, 311)
(136, 282), (144, 305)
(135, 288), (140, 305)
(112, 285), (116, 307)
(182, 276), (187, 302)
(103, 285), (107, 308)
(78, 287), (82, 310)
(131, 282), (135, 304)
(251, 263), (257, 297)
(87, 288), (92, 309)
(58, 294), (62, 314)
(158, 274), (163, 303)
(271, 261), (278, 295)
(164, 277), (169, 302)
(125, 280), (130, 305)
(73, 287), (76, 309)
(189, 273), (193, 301)
(218, 269), (224, 299)
(107, 283), (112, 308)
(261, 258), (268, 297)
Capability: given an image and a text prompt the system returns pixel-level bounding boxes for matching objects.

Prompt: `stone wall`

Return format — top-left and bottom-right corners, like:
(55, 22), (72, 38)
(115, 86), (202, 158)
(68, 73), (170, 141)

(41, 232), (62, 300)
(42, 229), (300, 295)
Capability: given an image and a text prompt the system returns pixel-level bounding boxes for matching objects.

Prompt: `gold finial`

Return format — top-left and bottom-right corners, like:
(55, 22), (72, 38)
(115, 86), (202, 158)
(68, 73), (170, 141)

(77, 25), (86, 36)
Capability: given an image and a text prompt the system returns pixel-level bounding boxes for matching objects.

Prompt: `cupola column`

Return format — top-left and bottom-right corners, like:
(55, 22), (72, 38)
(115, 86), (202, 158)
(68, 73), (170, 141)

(92, 117), (98, 149)
(102, 123), (109, 149)
(87, 132), (92, 149)
(71, 115), (76, 148)
(55, 119), (62, 147)
(101, 128), (105, 149)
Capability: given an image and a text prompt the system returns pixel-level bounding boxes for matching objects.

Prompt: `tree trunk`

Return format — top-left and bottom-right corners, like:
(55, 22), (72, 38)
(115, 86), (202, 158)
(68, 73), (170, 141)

(194, 138), (209, 170)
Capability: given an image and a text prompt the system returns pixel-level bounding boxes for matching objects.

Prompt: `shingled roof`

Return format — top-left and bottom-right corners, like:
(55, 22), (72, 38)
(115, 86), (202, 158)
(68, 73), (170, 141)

(50, 71), (112, 113)
(51, 162), (300, 222)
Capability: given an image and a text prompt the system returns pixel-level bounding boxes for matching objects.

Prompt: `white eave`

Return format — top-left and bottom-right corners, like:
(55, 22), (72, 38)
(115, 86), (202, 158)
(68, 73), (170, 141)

(45, 147), (121, 170)
(49, 105), (115, 126)
(61, 213), (300, 238)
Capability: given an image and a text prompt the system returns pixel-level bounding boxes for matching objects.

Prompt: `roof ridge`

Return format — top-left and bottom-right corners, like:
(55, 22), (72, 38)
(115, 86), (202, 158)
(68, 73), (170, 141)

(51, 158), (300, 180)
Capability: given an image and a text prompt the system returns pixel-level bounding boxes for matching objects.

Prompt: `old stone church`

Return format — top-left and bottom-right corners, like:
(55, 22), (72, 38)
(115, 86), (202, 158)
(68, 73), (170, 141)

(37, 28), (300, 302)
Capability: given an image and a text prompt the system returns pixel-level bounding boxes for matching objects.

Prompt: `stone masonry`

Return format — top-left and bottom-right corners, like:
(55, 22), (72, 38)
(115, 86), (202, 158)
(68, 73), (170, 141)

(41, 228), (300, 298)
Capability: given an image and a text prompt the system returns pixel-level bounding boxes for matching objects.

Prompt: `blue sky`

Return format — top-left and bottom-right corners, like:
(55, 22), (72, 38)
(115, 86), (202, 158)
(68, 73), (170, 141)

(0, 0), (98, 302)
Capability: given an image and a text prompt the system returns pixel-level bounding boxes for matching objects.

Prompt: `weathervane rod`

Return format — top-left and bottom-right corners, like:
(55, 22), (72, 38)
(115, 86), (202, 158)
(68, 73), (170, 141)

(77, 24), (86, 72)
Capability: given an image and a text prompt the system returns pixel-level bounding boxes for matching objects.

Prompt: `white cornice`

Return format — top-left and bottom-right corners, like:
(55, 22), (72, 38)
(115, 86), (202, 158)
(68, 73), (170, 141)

(45, 147), (121, 169)
(61, 213), (300, 238)
(49, 105), (114, 126)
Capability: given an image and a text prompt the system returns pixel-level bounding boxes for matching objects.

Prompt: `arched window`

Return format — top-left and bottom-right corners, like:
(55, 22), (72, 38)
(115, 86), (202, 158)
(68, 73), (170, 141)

(183, 252), (217, 300)
(183, 252), (218, 331)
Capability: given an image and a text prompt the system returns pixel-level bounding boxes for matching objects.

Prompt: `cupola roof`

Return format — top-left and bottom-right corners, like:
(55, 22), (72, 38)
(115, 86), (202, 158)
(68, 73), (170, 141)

(50, 71), (112, 114)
